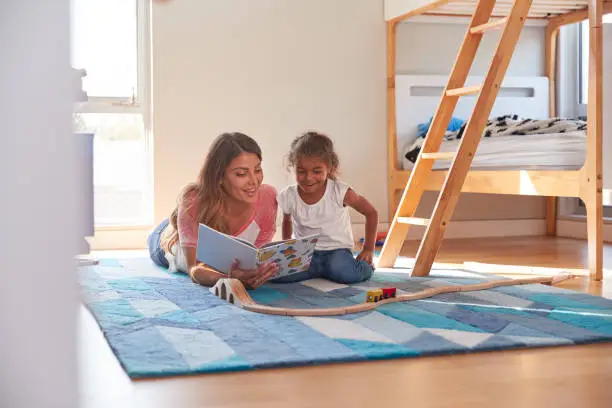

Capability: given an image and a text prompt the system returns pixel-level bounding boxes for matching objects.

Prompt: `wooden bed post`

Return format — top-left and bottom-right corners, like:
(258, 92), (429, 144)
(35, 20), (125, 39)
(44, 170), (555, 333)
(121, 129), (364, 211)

(545, 22), (560, 237)
(582, 0), (604, 280)
(545, 1), (611, 281)
(387, 20), (399, 223)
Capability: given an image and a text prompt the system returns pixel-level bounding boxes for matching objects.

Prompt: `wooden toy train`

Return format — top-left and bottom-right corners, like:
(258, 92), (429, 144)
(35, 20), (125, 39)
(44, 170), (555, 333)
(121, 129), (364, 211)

(366, 287), (397, 302)
(208, 275), (573, 317)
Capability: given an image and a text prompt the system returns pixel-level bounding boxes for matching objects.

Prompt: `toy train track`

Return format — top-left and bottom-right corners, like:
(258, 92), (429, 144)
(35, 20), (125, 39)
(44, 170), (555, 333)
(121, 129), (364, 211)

(209, 275), (575, 317)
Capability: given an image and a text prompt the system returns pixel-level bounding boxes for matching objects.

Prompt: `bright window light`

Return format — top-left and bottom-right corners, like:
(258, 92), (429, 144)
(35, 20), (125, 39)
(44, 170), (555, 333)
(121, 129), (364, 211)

(71, 0), (152, 227)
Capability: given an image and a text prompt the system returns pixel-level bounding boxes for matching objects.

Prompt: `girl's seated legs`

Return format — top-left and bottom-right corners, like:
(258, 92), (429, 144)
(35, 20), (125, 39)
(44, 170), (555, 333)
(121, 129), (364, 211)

(264, 248), (374, 285)
(308, 249), (373, 284)
(269, 253), (325, 283)
(325, 249), (373, 284)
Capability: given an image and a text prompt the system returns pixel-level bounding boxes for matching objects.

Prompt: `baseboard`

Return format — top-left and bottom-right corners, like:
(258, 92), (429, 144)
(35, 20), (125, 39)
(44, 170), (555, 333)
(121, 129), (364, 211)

(557, 219), (612, 243)
(352, 218), (547, 241)
(88, 227), (151, 250)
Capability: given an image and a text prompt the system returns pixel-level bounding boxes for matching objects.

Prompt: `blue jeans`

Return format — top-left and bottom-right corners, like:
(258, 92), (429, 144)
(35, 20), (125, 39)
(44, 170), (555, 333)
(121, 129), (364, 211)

(147, 218), (170, 268)
(271, 248), (373, 284)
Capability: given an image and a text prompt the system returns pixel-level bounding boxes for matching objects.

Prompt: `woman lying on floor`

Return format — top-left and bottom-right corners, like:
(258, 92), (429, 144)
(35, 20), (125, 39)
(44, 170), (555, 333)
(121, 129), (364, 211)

(148, 131), (376, 290)
(148, 132), (280, 289)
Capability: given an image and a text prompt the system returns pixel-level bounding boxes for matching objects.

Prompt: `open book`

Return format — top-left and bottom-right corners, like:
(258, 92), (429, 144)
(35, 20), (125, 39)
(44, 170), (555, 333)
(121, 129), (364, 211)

(196, 223), (319, 279)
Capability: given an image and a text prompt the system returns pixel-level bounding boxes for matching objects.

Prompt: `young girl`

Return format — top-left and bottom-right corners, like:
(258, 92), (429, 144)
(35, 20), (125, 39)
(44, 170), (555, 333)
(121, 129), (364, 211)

(276, 131), (378, 284)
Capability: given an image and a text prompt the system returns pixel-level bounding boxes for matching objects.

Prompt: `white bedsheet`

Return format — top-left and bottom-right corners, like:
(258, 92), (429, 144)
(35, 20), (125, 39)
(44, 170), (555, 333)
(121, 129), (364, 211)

(401, 131), (586, 171)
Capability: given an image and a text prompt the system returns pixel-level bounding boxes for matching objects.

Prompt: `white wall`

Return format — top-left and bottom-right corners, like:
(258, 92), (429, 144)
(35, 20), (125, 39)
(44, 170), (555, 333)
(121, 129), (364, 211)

(152, 0), (387, 228)
(385, 0), (431, 20)
(556, 24), (580, 119)
(145, 1), (553, 248)
(396, 22), (545, 76)
(0, 1), (79, 407)
(395, 21), (547, 221)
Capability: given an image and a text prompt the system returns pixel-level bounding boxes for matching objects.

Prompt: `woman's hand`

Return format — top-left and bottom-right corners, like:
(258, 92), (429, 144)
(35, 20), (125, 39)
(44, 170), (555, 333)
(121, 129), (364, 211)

(230, 259), (279, 289)
(356, 249), (374, 266)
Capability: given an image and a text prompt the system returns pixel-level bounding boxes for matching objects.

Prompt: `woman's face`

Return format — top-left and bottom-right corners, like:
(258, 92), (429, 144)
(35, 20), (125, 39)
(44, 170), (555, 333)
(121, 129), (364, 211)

(222, 152), (263, 205)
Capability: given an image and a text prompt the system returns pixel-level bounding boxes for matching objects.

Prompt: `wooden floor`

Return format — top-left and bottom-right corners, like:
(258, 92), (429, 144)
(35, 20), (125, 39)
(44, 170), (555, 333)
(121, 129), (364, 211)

(80, 237), (612, 408)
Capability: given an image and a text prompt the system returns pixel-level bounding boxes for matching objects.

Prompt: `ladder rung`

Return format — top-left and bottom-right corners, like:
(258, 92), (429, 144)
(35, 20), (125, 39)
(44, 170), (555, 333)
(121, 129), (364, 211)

(421, 152), (456, 160)
(446, 85), (482, 97)
(470, 18), (508, 35)
(397, 217), (430, 227)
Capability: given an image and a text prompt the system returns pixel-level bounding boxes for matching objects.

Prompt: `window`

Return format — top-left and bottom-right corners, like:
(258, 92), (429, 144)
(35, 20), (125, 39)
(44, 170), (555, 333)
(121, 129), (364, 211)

(578, 15), (612, 104)
(70, 0), (152, 226)
(576, 191), (612, 216)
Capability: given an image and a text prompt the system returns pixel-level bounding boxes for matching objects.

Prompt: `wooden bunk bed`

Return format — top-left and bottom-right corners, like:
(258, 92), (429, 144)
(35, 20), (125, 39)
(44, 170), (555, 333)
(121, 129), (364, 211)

(380, 0), (609, 280)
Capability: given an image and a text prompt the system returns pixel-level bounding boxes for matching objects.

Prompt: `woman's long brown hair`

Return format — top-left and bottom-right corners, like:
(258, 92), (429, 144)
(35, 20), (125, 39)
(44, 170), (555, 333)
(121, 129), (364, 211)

(161, 132), (262, 255)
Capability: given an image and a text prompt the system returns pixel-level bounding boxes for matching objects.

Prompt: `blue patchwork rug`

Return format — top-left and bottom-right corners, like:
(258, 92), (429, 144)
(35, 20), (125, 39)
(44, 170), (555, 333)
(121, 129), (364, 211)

(78, 256), (612, 378)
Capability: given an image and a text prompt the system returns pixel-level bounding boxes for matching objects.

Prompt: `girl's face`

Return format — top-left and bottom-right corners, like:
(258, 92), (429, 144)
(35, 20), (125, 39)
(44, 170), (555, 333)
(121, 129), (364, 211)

(222, 152), (263, 205)
(296, 156), (329, 195)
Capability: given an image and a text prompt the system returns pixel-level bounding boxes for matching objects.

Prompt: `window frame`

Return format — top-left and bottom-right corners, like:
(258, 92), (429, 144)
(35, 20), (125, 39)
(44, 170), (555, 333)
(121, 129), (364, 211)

(578, 20), (588, 109)
(73, 0), (153, 227)
(577, 15), (612, 108)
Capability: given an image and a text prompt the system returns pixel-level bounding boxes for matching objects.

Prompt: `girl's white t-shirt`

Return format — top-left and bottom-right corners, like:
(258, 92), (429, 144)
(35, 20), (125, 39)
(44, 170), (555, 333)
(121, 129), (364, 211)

(277, 179), (354, 251)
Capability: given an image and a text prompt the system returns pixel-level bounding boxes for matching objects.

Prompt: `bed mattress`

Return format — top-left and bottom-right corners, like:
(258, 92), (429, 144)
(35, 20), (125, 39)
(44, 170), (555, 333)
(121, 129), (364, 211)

(401, 131), (586, 171)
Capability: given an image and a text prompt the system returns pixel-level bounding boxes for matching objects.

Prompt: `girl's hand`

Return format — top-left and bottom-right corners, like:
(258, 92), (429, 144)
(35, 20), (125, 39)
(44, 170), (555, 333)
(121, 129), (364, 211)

(343, 188), (379, 264)
(230, 259), (279, 289)
(356, 249), (374, 266)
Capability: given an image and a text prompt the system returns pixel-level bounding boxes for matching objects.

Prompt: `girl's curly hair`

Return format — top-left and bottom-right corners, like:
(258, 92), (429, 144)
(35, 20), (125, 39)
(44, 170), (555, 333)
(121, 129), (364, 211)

(287, 131), (339, 179)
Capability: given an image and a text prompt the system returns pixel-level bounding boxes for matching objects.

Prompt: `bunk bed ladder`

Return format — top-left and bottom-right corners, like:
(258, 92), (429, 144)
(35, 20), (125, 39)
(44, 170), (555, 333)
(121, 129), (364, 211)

(378, 0), (533, 276)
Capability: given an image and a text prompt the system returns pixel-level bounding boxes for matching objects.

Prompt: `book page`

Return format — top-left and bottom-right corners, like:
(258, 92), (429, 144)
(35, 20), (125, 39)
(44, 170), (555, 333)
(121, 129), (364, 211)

(257, 234), (319, 278)
(259, 240), (287, 249)
(196, 223), (258, 273)
(234, 236), (256, 248)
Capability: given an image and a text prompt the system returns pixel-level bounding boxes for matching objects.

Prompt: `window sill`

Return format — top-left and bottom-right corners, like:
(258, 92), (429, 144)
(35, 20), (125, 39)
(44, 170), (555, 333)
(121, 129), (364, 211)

(87, 225), (153, 251)
(557, 217), (612, 243)
(558, 214), (612, 225)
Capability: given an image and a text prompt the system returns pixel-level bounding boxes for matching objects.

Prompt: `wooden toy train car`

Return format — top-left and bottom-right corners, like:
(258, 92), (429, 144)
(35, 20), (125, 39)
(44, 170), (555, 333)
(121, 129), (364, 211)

(366, 287), (397, 303)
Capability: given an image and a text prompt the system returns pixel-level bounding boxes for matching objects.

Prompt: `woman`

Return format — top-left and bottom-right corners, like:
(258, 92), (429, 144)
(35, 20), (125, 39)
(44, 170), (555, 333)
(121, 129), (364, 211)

(148, 132), (279, 289)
